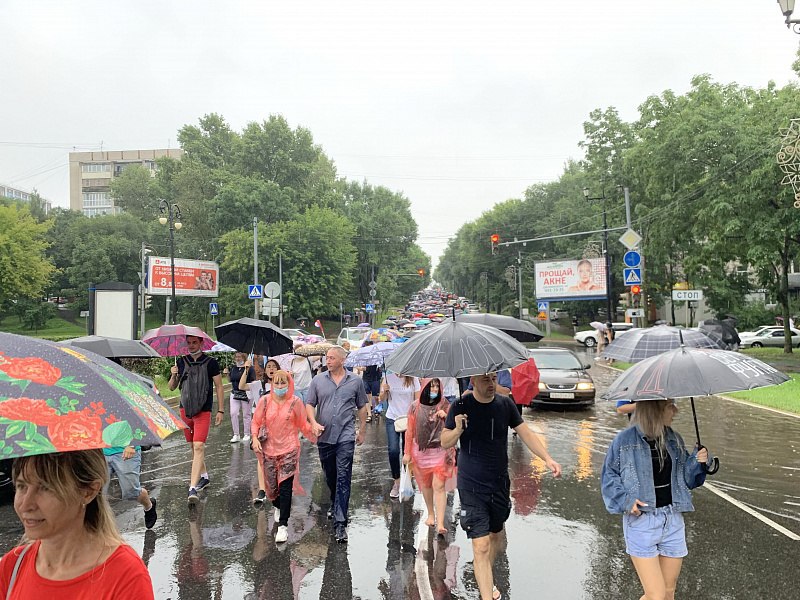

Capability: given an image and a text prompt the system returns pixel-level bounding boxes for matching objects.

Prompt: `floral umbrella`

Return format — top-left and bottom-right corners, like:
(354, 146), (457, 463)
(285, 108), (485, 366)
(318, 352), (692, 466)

(294, 342), (334, 357)
(364, 328), (401, 342)
(294, 334), (325, 345)
(0, 332), (185, 458)
(142, 324), (215, 357)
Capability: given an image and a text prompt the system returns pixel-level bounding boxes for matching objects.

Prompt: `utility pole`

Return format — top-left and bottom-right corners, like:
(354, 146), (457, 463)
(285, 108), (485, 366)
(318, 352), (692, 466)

(518, 250), (524, 320)
(278, 252), (283, 328)
(139, 242), (151, 337)
(253, 217), (259, 319)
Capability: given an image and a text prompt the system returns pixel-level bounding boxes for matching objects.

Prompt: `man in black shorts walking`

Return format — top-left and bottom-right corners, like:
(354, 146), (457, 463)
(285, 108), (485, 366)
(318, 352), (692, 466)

(442, 372), (561, 600)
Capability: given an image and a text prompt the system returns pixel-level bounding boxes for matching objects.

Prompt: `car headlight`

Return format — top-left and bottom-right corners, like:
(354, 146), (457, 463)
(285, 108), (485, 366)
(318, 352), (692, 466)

(576, 382), (594, 390)
(538, 382), (547, 390)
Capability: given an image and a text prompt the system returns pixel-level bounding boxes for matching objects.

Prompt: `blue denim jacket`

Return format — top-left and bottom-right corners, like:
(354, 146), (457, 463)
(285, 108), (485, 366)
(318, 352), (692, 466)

(601, 425), (706, 515)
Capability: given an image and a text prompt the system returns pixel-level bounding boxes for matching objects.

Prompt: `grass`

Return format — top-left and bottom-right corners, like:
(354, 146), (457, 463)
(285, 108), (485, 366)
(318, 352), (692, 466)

(726, 374), (800, 414)
(0, 314), (87, 341)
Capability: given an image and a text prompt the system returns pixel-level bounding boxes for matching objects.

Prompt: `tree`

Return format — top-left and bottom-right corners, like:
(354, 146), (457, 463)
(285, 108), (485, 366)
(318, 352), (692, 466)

(110, 165), (159, 221)
(0, 204), (54, 307)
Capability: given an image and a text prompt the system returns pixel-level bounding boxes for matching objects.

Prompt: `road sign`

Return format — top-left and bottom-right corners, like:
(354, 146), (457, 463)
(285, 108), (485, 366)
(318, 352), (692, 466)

(619, 228), (642, 250)
(623, 250), (641, 268)
(264, 281), (281, 298)
(369, 289), (377, 297)
(537, 311), (547, 320)
(623, 268), (642, 285)
(672, 290), (703, 301)
(209, 302), (219, 316)
(365, 303), (375, 313)
(537, 301), (549, 312)
(626, 308), (644, 318)
(248, 284), (263, 299)
(368, 281), (377, 289)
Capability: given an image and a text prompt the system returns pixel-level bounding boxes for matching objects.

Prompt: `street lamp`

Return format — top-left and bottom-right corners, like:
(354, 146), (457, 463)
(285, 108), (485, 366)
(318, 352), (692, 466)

(158, 199), (182, 324)
(583, 187), (614, 320)
(777, 0), (800, 32)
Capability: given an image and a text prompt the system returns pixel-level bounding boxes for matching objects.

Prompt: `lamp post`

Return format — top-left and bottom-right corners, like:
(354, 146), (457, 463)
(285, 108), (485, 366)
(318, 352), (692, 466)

(139, 243), (153, 336)
(158, 199), (182, 324)
(583, 187), (614, 320)
(777, 0), (800, 32)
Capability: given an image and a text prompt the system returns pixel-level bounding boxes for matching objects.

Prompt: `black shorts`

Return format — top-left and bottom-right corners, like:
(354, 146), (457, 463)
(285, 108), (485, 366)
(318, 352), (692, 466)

(363, 379), (381, 396)
(458, 480), (512, 539)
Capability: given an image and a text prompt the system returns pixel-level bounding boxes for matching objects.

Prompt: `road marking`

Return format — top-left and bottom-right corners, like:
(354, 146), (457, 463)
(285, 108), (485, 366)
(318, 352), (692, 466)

(703, 482), (800, 541)
(414, 524), (435, 600)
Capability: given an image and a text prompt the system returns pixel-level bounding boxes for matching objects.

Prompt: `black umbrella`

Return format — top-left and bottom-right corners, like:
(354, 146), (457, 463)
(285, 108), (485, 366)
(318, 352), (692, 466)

(60, 335), (162, 359)
(442, 313), (543, 342)
(601, 326), (726, 362)
(604, 347), (790, 474)
(383, 321), (529, 378)
(214, 317), (293, 356)
(699, 319), (741, 350)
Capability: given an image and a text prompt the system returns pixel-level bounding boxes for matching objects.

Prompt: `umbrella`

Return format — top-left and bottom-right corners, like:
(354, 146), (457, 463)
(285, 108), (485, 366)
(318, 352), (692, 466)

(415, 319), (431, 326)
(209, 341), (237, 352)
(294, 342), (334, 357)
(442, 313), (543, 343)
(699, 319), (741, 350)
(382, 319), (396, 326)
(294, 334), (325, 345)
(589, 321), (607, 331)
(511, 358), (540, 406)
(364, 328), (401, 342)
(604, 347), (790, 474)
(270, 352), (296, 371)
(344, 342), (397, 368)
(60, 336), (162, 359)
(384, 321), (529, 378)
(357, 322), (371, 327)
(142, 324), (215, 357)
(601, 326), (726, 362)
(215, 317), (294, 357)
(0, 332), (185, 457)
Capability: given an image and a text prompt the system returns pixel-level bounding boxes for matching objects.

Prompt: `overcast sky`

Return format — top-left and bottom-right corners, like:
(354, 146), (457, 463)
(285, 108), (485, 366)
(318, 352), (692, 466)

(1, 1), (797, 268)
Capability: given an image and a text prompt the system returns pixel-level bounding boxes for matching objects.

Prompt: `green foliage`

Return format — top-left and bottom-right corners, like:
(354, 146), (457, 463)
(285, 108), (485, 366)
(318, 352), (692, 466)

(11, 299), (56, 332)
(0, 203), (55, 306)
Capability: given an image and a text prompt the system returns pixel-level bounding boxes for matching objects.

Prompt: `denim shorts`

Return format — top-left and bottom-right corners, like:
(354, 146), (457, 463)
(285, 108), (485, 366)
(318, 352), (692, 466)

(623, 505), (687, 558)
(105, 450), (143, 501)
(363, 379), (381, 396)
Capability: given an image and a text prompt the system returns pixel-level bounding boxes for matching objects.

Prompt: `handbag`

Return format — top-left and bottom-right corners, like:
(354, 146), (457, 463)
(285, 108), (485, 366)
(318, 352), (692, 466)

(393, 415), (408, 433)
(257, 395), (269, 443)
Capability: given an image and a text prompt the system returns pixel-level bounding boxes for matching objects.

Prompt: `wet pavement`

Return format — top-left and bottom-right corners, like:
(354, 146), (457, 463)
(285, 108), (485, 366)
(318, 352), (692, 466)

(1, 344), (799, 599)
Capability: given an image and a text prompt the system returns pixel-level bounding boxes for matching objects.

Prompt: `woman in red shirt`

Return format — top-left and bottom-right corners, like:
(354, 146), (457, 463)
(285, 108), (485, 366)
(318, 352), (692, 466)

(0, 449), (154, 599)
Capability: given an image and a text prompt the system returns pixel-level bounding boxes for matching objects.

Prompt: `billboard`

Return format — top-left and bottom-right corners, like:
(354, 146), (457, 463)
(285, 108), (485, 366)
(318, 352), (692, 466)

(146, 257), (219, 297)
(534, 258), (607, 301)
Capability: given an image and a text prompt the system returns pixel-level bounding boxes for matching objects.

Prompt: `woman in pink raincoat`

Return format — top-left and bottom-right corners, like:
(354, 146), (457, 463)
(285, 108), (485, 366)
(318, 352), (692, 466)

(402, 378), (456, 536)
(250, 370), (316, 544)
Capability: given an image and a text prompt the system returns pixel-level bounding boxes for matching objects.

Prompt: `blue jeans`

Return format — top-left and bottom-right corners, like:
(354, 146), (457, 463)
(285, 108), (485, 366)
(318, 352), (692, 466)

(384, 417), (405, 480)
(318, 441), (355, 525)
(105, 449), (142, 500)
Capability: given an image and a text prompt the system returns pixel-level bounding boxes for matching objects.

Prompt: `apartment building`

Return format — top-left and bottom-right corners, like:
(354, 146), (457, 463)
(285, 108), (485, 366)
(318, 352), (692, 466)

(68, 148), (183, 216)
(0, 183), (52, 213)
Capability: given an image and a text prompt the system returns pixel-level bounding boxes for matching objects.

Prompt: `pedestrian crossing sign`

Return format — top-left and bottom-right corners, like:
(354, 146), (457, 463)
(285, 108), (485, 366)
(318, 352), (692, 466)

(537, 301), (549, 312)
(248, 284), (263, 299)
(623, 268), (642, 285)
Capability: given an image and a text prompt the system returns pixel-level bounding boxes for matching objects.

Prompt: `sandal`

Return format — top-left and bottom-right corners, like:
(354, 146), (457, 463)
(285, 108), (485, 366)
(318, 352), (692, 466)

(492, 585), (502, 600)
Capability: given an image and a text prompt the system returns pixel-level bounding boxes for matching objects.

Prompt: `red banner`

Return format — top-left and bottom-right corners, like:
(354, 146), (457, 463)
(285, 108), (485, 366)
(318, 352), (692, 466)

(146, 257), (219, 298)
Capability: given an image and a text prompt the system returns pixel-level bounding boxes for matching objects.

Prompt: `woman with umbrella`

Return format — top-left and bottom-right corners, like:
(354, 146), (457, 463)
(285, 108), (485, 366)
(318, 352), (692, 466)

(601, 399), (711, 600)
(250, 370), (317, 544)
(402, 378), (456, 536)
(1, 450), (154, 598)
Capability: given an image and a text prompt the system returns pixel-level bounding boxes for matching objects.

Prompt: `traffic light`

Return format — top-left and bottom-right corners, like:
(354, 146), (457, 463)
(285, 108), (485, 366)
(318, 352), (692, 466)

(417, 268), (425, 277)
(144, 294), (152, 309)
(490, 233), (499, 255)
(630, 285), (641, 307)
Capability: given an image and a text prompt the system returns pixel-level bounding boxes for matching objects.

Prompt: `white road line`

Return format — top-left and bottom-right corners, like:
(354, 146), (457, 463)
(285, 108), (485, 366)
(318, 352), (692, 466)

(414, 519), (435, 600)
(703, 482), (800, 541)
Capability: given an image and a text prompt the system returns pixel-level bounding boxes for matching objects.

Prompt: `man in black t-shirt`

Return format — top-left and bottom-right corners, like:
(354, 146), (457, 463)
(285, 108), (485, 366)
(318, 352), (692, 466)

(442, 372), (561, 600)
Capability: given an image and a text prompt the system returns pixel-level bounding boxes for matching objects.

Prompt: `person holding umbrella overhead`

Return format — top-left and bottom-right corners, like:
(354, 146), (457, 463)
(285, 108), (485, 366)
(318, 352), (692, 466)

(601, 400), (711, 600)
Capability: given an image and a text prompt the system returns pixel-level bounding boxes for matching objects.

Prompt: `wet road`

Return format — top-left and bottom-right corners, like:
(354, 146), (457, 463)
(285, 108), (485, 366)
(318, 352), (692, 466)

(1, 345), (798, 599)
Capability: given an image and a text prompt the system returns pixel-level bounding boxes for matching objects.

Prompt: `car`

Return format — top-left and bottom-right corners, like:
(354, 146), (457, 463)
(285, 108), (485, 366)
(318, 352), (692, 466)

(549, 308), (568, 320)
(739, 328), (800, 348)
(336, 326), (370, 349)
(574, 322), (636, 347)
(527, 348), (595, 408)
(739, 325), (783, 337)
(282, 328), (312, 341)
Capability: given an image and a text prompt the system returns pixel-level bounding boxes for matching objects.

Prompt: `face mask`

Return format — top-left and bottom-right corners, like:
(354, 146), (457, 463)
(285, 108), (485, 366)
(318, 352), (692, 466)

(235, 361), (245, 367)
(429, 392), (439, 400)
(273, 387), (288, 397)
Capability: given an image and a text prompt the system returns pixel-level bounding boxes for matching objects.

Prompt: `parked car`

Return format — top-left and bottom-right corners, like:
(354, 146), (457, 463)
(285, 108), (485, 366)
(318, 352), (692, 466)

(739, 328), (800, 348)
(549, 308), (569, 321)
(282, 328), (312, 341)
(336, 326), (370, 349)
(527, 348), (595, 408)
(738, 325), (783, 337)
(574, 323), (636, 348)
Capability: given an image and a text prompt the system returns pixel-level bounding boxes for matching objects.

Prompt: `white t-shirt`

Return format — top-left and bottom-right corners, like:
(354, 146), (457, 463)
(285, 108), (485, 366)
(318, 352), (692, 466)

(385, 373), (421, 420)
(440, 377), (460, 398)
(291, 357), (313, 390)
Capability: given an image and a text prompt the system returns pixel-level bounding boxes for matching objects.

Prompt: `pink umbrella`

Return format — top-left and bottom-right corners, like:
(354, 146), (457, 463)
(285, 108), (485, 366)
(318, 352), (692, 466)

(294, 334), (324, 345)
(141, 324), (215, 357)
(270, 352), (295, 371)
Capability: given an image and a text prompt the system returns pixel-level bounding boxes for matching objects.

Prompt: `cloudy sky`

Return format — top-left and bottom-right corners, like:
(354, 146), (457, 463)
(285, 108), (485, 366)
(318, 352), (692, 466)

(1, 1), (797, 268)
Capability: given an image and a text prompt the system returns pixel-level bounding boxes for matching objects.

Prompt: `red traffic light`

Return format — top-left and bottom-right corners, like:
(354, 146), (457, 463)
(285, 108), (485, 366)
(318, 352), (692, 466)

(490, 234), (500, 243)
(417, 268), (425, 277)
(630, 285), (641, 295)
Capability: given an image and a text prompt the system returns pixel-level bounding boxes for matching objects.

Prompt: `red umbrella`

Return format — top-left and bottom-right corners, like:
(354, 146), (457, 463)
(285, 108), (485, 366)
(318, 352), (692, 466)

(142, 324), (215, 357)
(511, 358), (540, 407)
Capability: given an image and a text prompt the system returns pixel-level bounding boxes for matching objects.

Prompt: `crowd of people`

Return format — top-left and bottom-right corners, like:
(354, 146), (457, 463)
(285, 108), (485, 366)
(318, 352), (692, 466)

(0, 290), (715, 600)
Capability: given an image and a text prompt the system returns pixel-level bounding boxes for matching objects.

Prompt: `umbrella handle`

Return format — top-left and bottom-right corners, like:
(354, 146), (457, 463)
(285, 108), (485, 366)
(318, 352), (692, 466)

(695, 443), (720, 475)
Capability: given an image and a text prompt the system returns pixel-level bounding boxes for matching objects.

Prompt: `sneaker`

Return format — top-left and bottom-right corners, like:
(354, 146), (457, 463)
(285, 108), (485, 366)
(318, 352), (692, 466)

(253, 490), (266, 506)
(389, 481), (400, 499)
(334, 523), (348, 543)
(144, 498), (158, 529)
(187, 489), (199, 506)
(241, 434), (251, 443)
(327, 507), (334, 520)
(196, 476), (210, 491)
(274, 506), (281, 522)
(230, 434), (241, 443)
(275, 525), (288, 543)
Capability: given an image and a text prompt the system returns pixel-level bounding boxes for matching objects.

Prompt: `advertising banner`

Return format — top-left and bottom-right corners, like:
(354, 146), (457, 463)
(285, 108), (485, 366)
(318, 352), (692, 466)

(146, 257), (219, 297)
(534, 258), (607, 301)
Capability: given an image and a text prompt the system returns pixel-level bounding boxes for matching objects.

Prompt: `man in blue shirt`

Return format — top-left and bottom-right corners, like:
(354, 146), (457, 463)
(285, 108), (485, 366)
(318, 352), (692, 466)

(306, 345), (368, 543)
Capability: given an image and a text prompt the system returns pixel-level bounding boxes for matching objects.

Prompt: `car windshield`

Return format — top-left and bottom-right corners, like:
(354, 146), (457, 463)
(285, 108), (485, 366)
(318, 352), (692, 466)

(347, 329), (368, 341)
(529, 352), (583, 370)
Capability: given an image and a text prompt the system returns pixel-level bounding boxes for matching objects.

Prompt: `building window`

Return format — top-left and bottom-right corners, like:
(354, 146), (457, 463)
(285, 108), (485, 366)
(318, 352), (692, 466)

(82, 178), (111, 189)
(81, 163), (111, 173)
(82, 192), (112, 208)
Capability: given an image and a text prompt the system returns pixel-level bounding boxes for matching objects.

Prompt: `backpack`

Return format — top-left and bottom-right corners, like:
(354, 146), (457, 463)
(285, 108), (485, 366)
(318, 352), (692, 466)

(179, 355), (212, 418)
